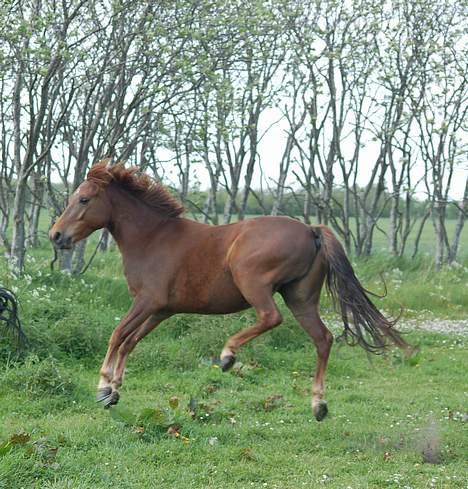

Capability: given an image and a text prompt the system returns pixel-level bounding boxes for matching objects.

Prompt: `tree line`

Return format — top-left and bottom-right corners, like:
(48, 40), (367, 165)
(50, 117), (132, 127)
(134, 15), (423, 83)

(0, 0), (466, 273)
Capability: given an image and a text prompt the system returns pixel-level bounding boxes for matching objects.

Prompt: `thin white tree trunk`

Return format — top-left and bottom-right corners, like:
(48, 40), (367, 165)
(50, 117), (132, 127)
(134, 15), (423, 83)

(10, 174), (28, 271)
(449, 179), (467, 263)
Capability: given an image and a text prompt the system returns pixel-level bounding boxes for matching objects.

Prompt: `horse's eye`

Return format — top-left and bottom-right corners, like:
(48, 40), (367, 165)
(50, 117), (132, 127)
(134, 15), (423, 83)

(79, 197), (90, 205)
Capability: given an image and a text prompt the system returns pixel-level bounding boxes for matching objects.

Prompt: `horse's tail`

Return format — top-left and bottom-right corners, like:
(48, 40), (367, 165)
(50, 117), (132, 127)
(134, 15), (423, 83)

(0, 288), (28, 353)
(312, 225), (411, 354)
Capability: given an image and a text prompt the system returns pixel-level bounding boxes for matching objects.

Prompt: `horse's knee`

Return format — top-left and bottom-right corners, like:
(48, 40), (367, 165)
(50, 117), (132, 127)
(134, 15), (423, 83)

(118, 339), (135, 357)
(324, 329), (333, 347)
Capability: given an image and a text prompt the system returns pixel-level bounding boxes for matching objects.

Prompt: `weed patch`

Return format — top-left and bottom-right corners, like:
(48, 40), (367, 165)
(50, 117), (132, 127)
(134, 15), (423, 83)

(2, 355), (77, 397)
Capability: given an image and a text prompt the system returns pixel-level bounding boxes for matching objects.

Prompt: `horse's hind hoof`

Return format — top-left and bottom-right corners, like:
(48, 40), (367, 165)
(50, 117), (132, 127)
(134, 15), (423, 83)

(313, 401), (328, 421)
(220, 355), (236, 372)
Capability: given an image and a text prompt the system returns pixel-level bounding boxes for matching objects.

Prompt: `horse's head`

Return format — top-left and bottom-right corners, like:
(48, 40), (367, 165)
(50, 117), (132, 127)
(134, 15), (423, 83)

(49, 180), (111, 249)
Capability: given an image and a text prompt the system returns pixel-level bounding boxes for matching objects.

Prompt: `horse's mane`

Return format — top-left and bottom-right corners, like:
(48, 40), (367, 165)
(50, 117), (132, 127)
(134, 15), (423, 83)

(87, 161), (184, 218)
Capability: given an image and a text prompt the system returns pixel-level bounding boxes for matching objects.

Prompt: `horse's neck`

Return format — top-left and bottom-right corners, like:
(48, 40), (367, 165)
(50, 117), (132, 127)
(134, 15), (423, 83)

(106, 187), (167, 253)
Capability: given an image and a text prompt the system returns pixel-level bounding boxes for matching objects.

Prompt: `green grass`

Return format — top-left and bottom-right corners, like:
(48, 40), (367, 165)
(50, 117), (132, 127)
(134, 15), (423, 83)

(0, 244), (467, 489)
(0, 330), (466, 488)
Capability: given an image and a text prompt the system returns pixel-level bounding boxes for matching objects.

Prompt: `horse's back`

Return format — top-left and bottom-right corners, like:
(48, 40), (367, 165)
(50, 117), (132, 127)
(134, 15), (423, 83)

(224, 216), (318, 289)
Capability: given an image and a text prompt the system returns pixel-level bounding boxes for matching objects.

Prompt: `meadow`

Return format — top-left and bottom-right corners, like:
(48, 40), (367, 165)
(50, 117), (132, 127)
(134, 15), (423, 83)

(0, 218), (467, 489)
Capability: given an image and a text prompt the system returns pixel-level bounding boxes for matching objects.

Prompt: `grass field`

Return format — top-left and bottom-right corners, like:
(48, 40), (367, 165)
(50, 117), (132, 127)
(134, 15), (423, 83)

(0, 226), (467, 488)
(0, 330), (467, 489)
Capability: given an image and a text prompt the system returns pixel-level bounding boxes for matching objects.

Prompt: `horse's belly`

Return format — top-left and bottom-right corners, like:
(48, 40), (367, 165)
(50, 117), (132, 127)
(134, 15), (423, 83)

(201, 282), (250, 314)
(167, 269), (250, 314)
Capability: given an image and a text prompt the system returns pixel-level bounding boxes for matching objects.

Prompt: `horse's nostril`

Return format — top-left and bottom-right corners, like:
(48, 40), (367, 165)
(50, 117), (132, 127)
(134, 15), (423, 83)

(50, 230), (72, 249)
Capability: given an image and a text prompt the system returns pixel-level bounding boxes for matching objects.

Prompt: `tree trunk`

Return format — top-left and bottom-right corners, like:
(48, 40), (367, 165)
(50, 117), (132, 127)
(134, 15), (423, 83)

(411, 210), (430, 259)
(99, 229), (111, 252)
(399, 190), (413, 257)
(271, 135), (294, 217)
(388, 190), (400, 256)
(303, 189), (312, 224)
(27, 172), (44, 248)
(0, 211), (10, 253)
(363, 215), (376, 257)
(72, 240), (87, 274)
(431, 203), (446, 268)
(59, 248), (73, 273)
(9, 64), (25, 271)
(202, 191), (217, 224)
(223, 188), (237, 224)
(342, 185), (351, 254)
(238, 157), (255, 221)
(10, 174), (28, 272)
(448, 179), (467, 263)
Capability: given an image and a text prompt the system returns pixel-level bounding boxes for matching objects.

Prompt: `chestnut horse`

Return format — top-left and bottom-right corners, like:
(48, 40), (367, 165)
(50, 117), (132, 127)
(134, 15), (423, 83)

(50, 162), (410, 421)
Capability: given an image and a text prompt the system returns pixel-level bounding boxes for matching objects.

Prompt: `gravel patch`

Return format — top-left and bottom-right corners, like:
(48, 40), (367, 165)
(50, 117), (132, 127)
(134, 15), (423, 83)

(327, 318), (468, 336)
(400, 319), (468, 336)
(325, 318), (468, 337)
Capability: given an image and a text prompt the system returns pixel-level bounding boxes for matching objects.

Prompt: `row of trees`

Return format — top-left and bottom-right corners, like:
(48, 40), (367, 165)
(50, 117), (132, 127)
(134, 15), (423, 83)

(0, 0), (466, 273)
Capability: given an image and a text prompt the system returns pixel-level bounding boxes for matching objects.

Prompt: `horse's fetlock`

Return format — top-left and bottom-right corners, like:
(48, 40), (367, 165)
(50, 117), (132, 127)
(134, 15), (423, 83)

(99, 369), (113, 382)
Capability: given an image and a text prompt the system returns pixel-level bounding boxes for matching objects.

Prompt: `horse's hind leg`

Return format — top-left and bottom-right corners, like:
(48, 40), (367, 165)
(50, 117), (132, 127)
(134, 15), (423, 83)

(282, 285), (333, 421)
(220, 285), (282, 371)
(293, 303), (333, 421)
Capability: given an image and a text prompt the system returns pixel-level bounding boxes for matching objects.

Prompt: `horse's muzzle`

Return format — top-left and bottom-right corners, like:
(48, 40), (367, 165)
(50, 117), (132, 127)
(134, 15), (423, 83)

(50, 231), (72, 249)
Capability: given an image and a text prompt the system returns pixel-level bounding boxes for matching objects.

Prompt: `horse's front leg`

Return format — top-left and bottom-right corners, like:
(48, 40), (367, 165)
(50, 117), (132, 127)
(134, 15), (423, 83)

(96, 300), (152, 408)
(109, 313), (170, 400)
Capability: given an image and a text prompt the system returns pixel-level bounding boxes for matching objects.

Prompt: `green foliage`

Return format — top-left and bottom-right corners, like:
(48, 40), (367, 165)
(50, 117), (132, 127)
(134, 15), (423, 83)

(2, 355), (76, 396)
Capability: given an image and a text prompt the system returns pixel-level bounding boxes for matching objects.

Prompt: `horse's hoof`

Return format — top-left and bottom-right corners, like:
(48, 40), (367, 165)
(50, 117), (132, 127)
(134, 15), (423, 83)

(97, 387), (120, 408)
(313, 401), (328, 421)
(220, 355), (236, 372)
(103, 390), (120, 409)
(96, 386), (112, 403)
